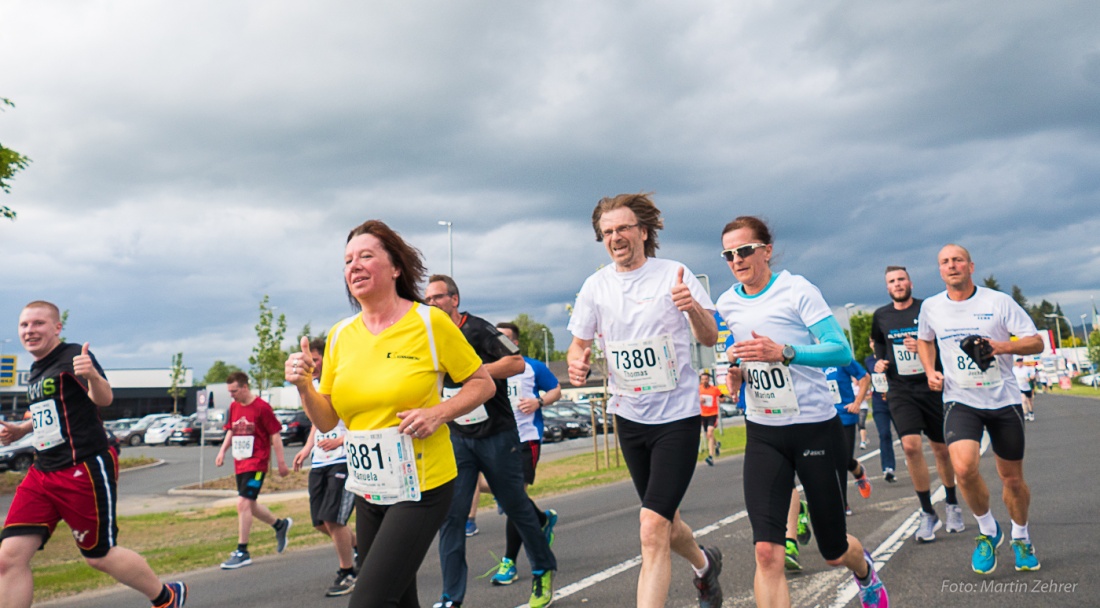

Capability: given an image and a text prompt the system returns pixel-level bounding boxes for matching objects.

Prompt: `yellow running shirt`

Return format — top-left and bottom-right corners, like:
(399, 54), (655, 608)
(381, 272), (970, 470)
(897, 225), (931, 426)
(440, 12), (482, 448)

(320, 303), (482, 491)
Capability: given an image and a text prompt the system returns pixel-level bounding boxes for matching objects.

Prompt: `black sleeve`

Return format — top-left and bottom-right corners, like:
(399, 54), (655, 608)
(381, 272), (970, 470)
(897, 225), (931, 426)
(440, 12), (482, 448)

(870, 311), (886, 359)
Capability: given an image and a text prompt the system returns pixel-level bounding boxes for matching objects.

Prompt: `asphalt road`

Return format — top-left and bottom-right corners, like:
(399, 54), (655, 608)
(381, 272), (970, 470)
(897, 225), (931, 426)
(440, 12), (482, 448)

(20, 393), (1100, 607)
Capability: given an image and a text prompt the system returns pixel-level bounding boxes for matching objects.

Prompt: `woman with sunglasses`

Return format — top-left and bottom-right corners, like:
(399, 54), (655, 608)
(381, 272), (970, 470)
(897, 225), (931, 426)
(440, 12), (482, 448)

(714, 216), (889, 608)
(286, 219), (495, 608)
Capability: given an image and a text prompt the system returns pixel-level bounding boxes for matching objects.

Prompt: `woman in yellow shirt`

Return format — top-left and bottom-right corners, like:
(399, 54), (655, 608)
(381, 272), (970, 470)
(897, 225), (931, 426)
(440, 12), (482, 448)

(286, 219), (494, 608)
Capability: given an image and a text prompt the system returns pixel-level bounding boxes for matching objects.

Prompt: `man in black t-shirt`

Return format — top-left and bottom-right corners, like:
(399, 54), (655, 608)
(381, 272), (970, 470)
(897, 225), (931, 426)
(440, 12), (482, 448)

(870, 267), (962, 543)
(0, 301), (187, 608)
(425, 276), (557, 608)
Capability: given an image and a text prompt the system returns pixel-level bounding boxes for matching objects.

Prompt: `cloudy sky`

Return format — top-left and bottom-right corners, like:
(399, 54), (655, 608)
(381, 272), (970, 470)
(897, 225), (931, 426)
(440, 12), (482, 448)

(2, 1), (1098, 376)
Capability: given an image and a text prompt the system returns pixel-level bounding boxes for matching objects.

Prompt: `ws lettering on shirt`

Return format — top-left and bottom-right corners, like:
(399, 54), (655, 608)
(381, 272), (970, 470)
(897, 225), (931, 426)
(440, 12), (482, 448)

(715, 270), (837, 427)
(224, 397), (282, 474)
(25, 342), (110, 472)
(568, 258), (716, 424)
(321, 303), (482, 491)
(506, 356), (560, 442)
(917, 286), (1039, 410)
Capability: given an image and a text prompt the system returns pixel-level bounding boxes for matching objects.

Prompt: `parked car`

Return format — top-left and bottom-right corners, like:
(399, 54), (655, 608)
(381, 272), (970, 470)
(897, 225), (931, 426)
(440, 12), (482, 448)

(275, 409), (312, 445)
(117, 413), (176, 446)
(0, 434), (35, 472)
(168, 414), (203, 446)
(557, 401), (609, 434)
(203, 408), (229, 445)
(1077, 373), (1100, 388)
(143, 416), (184, 446)
(104, 418), (139, 434)
(542, 405), (592, 439)
(540, 420), (564, 443)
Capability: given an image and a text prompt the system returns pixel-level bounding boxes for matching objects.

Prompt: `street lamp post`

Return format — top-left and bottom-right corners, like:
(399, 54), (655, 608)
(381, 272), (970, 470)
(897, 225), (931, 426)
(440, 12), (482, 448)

(843, 303), (856, 355)
(541, 327), (550, 363)
(0, 338), (11, 356)
(437, 220), (453, 277)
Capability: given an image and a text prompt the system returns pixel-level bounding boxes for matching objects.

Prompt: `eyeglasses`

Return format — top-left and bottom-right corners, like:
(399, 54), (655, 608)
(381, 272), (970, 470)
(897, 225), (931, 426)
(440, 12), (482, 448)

(424, 293), (454, 304)
(721, 243), (767, 262)
(600, 224), (639, 239)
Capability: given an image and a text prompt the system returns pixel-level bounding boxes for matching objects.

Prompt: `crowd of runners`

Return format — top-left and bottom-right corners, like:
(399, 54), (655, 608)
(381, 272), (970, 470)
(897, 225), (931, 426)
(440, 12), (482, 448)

(0, 193), (1048, 608)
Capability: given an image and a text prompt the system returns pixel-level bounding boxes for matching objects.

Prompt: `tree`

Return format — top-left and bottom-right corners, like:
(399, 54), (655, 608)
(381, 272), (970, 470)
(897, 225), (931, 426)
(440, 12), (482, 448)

(202, 360), (243, 385)
(1010, 285), (1028, 311)
(848, 311), (874, 363)
(1, 98), (31, 221)
(168, 352), (185, 414)
(982, 274), (1002, 291)
(1088, 330), (1100, 369)
(59, 309), (70, 343)
(249, 295), (288, 392)
(510, 313), (556, 361)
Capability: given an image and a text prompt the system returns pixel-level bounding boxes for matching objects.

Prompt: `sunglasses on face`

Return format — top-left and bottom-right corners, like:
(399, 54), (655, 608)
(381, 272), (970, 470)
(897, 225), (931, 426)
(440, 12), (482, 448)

(721, 243), (767, 262)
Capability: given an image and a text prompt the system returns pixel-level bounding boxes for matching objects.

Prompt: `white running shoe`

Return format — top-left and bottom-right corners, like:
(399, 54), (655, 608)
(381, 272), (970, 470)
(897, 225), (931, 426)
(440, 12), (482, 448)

(945, 504), (965, 533)
(914, 511), (942, 543)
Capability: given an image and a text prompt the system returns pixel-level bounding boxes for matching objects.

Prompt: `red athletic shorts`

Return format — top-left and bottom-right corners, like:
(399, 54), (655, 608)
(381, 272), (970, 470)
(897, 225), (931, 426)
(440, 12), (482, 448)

(0, 448), (119, 558)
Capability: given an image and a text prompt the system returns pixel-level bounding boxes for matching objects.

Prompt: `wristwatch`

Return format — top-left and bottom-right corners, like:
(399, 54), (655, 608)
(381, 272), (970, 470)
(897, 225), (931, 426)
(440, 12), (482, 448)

(781, 345), (796, 366)
(537, 396), (545, 407)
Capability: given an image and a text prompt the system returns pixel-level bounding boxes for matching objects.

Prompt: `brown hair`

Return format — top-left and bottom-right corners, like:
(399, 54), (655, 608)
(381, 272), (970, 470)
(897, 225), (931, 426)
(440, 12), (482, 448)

(225, 371), (250, 387)
(308, 338), (326, 355)
(495, 321), (520, 339)
(345, 220), (426, 308)
(22, 300), (61, 322)
(720, 216), (773, 244)
(428, 274), (460, 304)
(591, 193), (663, 258)
(885, 265), (908, 275)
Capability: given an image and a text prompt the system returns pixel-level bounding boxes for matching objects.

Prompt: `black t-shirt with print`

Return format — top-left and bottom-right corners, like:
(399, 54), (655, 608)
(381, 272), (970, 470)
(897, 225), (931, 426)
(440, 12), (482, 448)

(444, 312), (520, 439)
(26, 342), (110, 472)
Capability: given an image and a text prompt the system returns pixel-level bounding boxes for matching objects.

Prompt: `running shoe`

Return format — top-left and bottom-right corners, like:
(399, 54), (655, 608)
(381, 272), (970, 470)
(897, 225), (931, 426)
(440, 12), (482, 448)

(854, 550), (889, 608)
(543, 509), (558, 547)
(883, 468), (896, 484)
(465, 518), (479, 537)
(860, 440), (867, 450)
(492, 557), (519, 586)
(530, 569), (554, 608)
(1011, 539), (1040, 572)
(432, 595), (461, 608)
(326, 571), (356, 597)
(856, 472), (872, 499)
(972, 522), (1004, 574)
(914, 511), (942, 543)
(275, 517), (293, 553)
(705, 455), (714, 466)
(693, 546), (723, 608)
(945, 504), (965, 533)
(495, 497), (504, 515)
(154, 581), (188, 608)
(716, 441), (721, 456)
(845, 505), (853, 516)
(784, 539), (802, 572)
(220, 549), (252, 569)
(797, 500), (812, 545)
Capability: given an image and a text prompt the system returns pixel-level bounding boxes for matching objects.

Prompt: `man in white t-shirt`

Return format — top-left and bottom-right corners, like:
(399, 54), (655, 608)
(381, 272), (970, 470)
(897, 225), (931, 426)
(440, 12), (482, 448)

(917, 244), (1044, 576)
(566, 193), (721, 608)
(292, 338), (356, 597)
(1012, 358), (1036, 421)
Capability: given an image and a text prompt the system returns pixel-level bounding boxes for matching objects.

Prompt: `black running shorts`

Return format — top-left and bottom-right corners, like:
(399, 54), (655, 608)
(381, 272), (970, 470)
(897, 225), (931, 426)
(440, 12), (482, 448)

(309, 463), (355, 527)
(888, 389), (945, 443)
(943, 402), (1025, 461)
(615, 415), (700, 521)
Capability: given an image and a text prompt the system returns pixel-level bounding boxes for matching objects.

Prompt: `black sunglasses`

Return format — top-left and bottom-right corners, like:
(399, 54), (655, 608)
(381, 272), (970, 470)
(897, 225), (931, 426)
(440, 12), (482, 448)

(721, 243), (767, 262)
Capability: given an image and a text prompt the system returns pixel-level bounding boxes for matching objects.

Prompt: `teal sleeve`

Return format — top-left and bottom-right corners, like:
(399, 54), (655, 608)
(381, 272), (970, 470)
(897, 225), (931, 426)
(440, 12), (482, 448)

(790, 316), (853, 368)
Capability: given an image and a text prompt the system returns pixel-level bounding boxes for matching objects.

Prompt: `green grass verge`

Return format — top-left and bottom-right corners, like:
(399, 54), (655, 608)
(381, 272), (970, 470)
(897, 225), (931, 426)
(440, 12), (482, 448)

(28, 425), (748, 602)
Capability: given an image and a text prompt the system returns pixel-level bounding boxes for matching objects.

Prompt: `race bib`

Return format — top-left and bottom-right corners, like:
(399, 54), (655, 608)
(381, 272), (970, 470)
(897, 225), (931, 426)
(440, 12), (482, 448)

(742, 362), (800, 417)
(343, 428), (421, 505)
(827, 379), (842, 404)
(443, 386), (489, 425)
(892, 342), (925, 376)
(871, 373), (889, 393)
(30, 399), (66, 451)
(312, 428), (345, 464)
(946, 343), (1002, 389)
(606, 334), (678, 395)
(506, 377), (522, 411)
(231, 435), (254, 459)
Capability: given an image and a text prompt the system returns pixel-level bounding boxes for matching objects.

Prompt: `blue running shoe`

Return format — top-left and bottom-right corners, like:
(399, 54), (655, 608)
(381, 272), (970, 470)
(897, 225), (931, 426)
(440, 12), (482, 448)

(855, 551), (888, 608)
(1011, 540), (1040, 572)
(542, 509), (558, 547)
(465, 518), (479, 537)
(972, 523), (1004, 574)
(154, 581), (188, 608)
(492, 557), (518, 586)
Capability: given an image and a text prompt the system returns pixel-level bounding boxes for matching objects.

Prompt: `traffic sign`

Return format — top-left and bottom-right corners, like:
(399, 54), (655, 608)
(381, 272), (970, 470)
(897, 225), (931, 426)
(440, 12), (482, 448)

(0, 355), (16, 387)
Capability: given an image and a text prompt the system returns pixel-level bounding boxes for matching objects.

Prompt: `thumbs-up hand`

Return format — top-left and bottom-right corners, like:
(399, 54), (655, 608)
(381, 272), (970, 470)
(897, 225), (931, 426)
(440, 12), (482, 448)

(568, 346), (591, 386)
(671, 266), (694, 312)
(73, 342), (97, 380)
(285, 336), (317, 387)
(0, 420), (29, 446)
